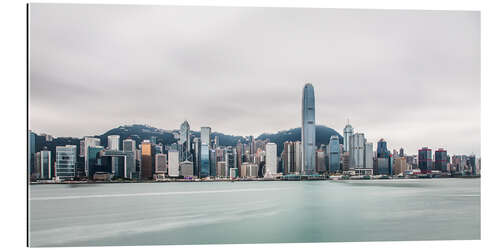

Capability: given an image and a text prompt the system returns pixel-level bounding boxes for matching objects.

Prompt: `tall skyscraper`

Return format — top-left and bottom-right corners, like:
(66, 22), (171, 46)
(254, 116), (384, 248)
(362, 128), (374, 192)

(193, 137), (201, 177)
(84, 137), (101, 177)
(364, 142), (374, 170)
(168, 150), (180, 177)
(293, 141), (302, 174)
(55, 145), (77, 180)
(225, 146), (236, 176)
(29, 131), (36, 175)
(200, 144), (210, 177)
(418, 147), (433, 172)
(141, 140), (153, 179)
(123, 139), (136, 152)
(179, 121), (191, 161)
(36, 150), (52, 180)
(155, 153), (167, 173)
(107, 135), (120, 150)
(343, 123), (354, 153)
(316, 148), (327, 173)
(301, 83), (316, 175)
(209, 149), (216, 177)
(282, 141), (295, 175)
(435, 148), (448, 172)
(328, 135), (341, 173)
(200, 127), (211, 145)
(265, 143), (277, 175)
(349, 133), (365, 169)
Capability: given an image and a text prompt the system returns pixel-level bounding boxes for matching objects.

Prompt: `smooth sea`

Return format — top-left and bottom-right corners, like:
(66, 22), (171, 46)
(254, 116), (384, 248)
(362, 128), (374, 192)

(28, 178), (480, 247)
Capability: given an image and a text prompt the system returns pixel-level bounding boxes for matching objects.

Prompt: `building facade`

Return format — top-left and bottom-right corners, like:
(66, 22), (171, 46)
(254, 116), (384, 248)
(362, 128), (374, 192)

(301, 83), (316, 175)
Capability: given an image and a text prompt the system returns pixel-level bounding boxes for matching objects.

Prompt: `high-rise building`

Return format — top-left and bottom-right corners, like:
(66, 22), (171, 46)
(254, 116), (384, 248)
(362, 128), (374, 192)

(293, 141), (302, 174)
(84, 137), (101, 177)
(200, 144), (210, 178)
(364, 142), (374, 170)
(418, 147), (433, 172)
(377, 139), (390, 158)
(216, 161), (227, 177)
(36, 150), (52, 180)
(193, 137), (201, 177)
(229, 168), (238, 179)
(435, 148), (448, 172)
(87, 146), (105, 178)
(349, 133), (365, 169)
(265, 143), (277, 175)
(225, 146), (236, 176)
(141, 140), (153, 179)
(107, 135), (120, 150)
(209, 149), (216, 177)
(180, 161), (194, 177)
(201, 127), (211, 145)
(301, 83), (316, 175)
(29, 131), (36, 175)
(343, 123), (354, 154)
(468, 155), (477, 175)
(123, 139), (136, 152)
(179, 121), (191, 161)
(393, 157), (408, 175)
(328, 136), (341, 173)
(282, 141), (296, 175)
(55, 145), (77, 180)
(399, 148), (405, 157)
(168, 150), (179, 177)
(316, 148), (327, 173)
(155, 153), (167, 173)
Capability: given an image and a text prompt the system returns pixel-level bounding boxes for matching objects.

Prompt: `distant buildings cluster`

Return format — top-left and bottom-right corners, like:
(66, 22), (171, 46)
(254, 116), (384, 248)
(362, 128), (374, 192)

(28, 83), (480, 181)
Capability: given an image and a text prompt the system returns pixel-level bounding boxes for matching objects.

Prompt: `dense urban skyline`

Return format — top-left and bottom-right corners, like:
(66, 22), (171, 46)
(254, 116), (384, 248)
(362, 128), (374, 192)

(29, 4), (480, 156)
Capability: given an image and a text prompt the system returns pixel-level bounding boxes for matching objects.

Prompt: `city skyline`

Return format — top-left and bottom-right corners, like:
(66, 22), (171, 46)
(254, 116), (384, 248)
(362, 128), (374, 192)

(29, 4), (480, 156)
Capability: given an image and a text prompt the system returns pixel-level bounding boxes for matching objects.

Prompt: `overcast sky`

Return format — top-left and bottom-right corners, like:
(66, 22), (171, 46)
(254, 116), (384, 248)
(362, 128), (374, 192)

(29, 4), (480, 156)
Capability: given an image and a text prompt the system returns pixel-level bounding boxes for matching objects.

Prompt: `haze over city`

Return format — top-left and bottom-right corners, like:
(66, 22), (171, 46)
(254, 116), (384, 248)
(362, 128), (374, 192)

(29, 4), (480, 156)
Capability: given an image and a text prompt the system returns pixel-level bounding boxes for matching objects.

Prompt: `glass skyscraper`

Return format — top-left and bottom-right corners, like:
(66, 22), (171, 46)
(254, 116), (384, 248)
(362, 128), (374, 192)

(328, 135), (341, 172)
(301, 83), (316, 175)
(55, 145), (77, 180)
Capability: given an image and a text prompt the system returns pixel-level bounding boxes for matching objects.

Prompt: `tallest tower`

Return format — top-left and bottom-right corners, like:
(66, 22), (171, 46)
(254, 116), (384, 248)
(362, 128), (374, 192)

(301, 83), (316, 175)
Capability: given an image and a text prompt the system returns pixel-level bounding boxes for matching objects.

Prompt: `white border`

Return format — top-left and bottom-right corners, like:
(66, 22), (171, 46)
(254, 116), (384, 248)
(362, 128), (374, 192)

(1, 1), (499, 250)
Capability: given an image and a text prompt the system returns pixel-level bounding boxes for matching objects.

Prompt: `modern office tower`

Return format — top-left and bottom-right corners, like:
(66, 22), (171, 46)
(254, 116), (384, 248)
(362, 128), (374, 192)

(364, 142), (374, 170)
(316, 149), (327, 173)
(123, 139), (136, 152)
(301, 83), (316, 175)
(236, 141), (243, 175)
(201, 127), (211, 145)
(342, 152), (350, 171)
(29, 131), (36, 174)
(265, 143), (278, 175)
(193, 137), (200, 177)
(293, 141), (302, 174)
(418, 147), (433, 172)
(376, 139), (390, 158)
(84, 137), (101, 177)
(225, 146), (236, 176)
(452, 155), (468, 173)
(135, 149), (142, 173)
(179, 120), (191, 161)
(216, 161), (227, 177)
(100, 150), (135, 179)
(155, 153), (167, 173)
(209, 149), (216, 177)
(55, 145), (77, 180)
(141, 140), (153, 179)
(79, 139), (85, 157)
(399, 148), (405, 157)
(343, 123), (354, 154)
(282, 141), (295, 175)
(168, 150), (180, 177)
(154, 144), (163, 154)
(107, 135), (120, 150)
(180, 161), (194, 177)
(240, 162), (248, 177)
(377, 158), (390, 175)
(229, 168), (238, 178)
(87, 146), (105, 178)
(468, 155), (477, 175)
(350, 133), (365, 169)
(328, 136), (341, 173)
(200, 144), (210, 178)
(435, 148), (448, 172)
(393, 157), (408, 175)
(213, 135), (219, 149)
(36, 150), (51, 179)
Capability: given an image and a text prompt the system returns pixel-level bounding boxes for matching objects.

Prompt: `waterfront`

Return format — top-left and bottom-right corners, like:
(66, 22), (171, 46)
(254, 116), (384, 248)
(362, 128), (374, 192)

(28, 178), (480, 247)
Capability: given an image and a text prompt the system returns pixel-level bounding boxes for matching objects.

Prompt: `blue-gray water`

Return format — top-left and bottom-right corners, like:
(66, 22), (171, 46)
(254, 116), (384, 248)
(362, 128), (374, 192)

(28, 179), (480, 247)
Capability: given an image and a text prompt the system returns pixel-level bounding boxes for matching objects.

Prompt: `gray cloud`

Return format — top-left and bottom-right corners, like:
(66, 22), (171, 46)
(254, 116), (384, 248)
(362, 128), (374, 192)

(29, 4), (480, 156)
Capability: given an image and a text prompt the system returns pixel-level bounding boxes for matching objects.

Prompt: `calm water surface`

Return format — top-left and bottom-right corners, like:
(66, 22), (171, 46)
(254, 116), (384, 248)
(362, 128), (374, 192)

(28, 179), (480, 247)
